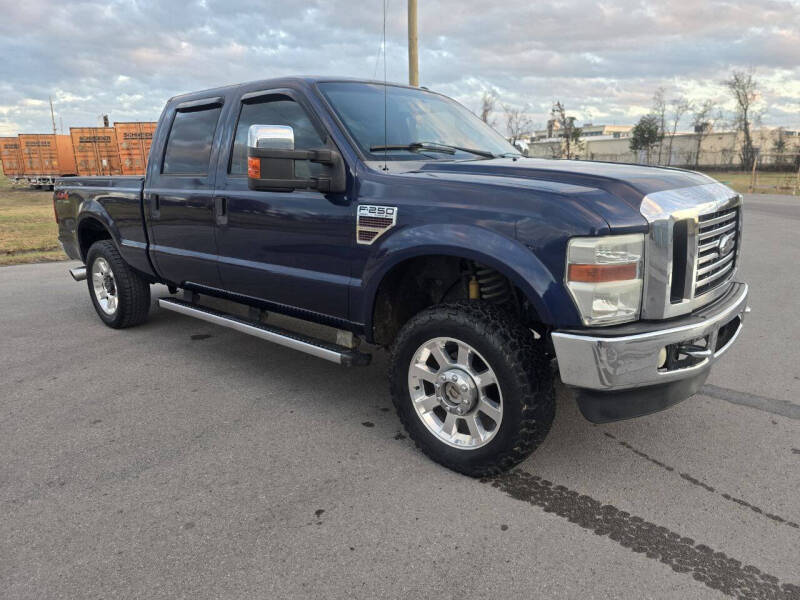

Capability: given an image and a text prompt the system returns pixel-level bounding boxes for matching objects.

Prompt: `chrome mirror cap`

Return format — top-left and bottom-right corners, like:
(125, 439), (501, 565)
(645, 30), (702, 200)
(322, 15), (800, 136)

(248, 124), (294, 150)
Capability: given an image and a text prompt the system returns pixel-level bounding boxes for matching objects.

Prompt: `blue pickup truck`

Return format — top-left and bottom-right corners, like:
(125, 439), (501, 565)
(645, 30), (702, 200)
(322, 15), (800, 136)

(54, 77), (749, 476)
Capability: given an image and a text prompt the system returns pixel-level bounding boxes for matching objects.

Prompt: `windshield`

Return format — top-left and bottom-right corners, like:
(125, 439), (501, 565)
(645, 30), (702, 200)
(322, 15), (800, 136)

(318, 82), (520, 161)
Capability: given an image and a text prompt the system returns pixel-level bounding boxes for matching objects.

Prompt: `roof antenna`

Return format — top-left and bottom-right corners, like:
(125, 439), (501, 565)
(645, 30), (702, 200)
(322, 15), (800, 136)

(382, 0), (389, 171)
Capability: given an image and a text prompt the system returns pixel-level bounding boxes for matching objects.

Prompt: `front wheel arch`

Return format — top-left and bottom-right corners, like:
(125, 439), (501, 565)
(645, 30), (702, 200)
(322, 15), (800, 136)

(358, 225), (565, 342)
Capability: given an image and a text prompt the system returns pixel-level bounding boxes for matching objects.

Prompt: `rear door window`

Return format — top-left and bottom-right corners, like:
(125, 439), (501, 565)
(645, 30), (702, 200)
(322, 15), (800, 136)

(162, 106), (222, 175)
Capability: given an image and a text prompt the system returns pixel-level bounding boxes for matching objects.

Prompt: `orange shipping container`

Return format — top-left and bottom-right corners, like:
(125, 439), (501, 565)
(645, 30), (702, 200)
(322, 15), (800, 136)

(114, 122), (157, 175)
(19, 134), (61, 176)
(70, 127), (122, 176)
(56, 134), (78, 176)
(0, 136), (24, 178)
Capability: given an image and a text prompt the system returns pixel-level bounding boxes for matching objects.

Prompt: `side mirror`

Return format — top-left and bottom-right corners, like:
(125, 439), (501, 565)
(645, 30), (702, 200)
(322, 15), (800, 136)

(247, 124), (346, 193)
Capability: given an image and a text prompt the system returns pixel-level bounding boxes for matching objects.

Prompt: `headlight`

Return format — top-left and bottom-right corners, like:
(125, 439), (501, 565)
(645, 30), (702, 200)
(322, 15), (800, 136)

(566, 233), (644, 326)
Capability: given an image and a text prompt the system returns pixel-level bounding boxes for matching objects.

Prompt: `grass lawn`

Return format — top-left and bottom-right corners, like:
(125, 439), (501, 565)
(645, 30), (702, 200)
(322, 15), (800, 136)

(0, 173), (67, 266)
(700, 171), (800, 195)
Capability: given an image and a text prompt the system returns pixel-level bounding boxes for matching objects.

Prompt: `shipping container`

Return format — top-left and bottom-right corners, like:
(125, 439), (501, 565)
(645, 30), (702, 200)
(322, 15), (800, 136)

(56, 134), (78, 176)
(18, 134), (63, 185)
(0, 136), (24, 179)
(70, 127), (122, 176)
(17, 134), (77, 185)
(114, 121), (157, 175)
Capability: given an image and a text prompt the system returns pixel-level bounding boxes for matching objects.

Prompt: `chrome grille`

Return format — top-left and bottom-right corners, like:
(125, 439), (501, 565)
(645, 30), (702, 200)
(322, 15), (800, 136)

(694, 207), (739, 297)
(640, 183), (742, 320)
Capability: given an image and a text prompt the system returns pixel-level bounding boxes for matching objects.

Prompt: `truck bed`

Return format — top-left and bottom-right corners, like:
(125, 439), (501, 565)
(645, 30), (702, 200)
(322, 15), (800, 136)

(54, 175), (151, 276)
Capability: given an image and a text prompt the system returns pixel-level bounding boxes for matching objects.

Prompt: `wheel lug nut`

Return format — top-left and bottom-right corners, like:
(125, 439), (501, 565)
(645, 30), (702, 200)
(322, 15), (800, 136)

(460, 384), (468, 392)
(450, 375), (457, 382)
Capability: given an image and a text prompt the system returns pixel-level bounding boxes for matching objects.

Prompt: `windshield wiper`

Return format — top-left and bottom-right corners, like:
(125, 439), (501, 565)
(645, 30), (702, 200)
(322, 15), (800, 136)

(369, 142), (496, 159)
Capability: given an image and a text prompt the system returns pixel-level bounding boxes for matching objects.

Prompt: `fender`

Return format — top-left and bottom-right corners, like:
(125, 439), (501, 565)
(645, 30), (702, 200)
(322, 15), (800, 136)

(76, 199), (123, 261)
(357, 223), (580, 337)
(75, 195), (157, 279)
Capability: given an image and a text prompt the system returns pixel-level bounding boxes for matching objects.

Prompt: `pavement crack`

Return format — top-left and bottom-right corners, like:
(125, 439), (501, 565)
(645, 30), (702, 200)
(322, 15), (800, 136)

(603, 432), (798, 530)
(699, 384), (800, 421)
(486, 470), (800, 600)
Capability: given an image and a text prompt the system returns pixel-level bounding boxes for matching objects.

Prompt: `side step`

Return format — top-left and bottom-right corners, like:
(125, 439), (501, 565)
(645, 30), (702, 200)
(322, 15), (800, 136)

(158, 297), (371, 367)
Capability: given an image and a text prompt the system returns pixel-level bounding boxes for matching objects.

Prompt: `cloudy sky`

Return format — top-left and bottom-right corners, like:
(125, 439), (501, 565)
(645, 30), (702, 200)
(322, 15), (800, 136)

(1, 0), (799, 136)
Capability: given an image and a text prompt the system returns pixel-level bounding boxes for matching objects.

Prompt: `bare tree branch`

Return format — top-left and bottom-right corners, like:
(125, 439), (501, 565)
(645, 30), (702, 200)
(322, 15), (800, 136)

(503, 104), (532, 151)
(724, 69), (760, 170)
(479, 90), (497, 127)
(690, 100), (718, 169)
(652, 87), (667, 165)
(550, 101), (583, 159)
(665, 97), (691, 166)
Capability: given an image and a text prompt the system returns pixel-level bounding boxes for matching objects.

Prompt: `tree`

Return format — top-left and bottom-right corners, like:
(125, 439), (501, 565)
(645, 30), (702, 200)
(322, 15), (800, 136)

(550, 101), (583, 159)
(629, 115), (661, 164)
(665, 97), (691, 166)
(503, 104), (532, 149)
(652, 87), (667, 164)
(773, 127), (787, 167)
(690, 100), (717, 168)
(479, 90), (497, 126)
(724, 70), (759, 170)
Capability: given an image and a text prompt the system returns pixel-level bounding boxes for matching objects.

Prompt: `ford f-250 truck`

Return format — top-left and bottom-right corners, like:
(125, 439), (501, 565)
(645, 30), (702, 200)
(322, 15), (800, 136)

(55, 77), (749, 476)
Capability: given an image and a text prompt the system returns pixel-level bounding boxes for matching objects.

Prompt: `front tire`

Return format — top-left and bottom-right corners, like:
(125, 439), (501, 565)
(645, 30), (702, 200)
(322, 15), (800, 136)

(389, 301), (555, 477)
(86, 240), (151, 329)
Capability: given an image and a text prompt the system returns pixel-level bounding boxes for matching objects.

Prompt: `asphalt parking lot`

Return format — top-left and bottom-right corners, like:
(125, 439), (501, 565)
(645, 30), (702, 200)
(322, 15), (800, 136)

(1, 194), (798, 599)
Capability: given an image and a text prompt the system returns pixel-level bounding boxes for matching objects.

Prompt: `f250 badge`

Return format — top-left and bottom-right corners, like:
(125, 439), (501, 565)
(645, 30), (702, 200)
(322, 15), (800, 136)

(356, 205), (398, 245)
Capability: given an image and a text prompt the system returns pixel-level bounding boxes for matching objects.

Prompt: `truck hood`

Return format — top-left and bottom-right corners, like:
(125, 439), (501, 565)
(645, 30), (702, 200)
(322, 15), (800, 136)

(414, 157), (716, 231)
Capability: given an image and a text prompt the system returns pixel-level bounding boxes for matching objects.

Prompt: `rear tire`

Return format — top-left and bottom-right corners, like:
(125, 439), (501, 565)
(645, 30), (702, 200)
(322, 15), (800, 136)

(86, 240), (150, 329)
(389, 301), (555, 477)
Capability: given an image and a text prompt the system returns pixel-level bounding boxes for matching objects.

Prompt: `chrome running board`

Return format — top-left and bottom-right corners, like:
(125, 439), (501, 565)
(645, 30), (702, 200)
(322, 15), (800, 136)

(158, 297), (371, 367)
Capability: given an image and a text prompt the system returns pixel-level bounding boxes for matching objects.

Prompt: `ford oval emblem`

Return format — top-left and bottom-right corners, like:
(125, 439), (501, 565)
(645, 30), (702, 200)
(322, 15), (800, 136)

(718, 232), (735, 256)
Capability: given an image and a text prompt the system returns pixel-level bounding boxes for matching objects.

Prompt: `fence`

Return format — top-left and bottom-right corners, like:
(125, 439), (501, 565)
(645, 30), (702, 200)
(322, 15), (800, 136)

(587, 150), (751, 169)
(749, 153), (800, 195)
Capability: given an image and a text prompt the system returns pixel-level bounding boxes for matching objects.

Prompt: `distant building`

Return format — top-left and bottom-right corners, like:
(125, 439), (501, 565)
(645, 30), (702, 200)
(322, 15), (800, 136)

(523, 126), (800, 168)
(525, 122), (633, 143)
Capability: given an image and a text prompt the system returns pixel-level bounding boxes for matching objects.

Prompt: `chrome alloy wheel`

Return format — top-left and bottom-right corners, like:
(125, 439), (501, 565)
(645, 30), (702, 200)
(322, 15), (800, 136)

(407, 337), (503, 449)
(91, 257), (118, 315)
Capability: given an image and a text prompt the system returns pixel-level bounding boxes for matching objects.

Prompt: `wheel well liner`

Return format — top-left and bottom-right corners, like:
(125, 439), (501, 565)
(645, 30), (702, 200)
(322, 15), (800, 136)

(77, 217), (113, 262)
(369, 253), (546, 346)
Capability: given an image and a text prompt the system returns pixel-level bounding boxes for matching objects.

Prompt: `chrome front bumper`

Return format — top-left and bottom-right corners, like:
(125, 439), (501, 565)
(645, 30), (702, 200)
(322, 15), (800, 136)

(552, 282), (749, 392)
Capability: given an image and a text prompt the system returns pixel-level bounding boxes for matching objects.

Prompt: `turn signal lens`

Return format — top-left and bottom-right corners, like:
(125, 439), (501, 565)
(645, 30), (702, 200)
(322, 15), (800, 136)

(247, 156), (260, 179)
(568, 263), (638, 283)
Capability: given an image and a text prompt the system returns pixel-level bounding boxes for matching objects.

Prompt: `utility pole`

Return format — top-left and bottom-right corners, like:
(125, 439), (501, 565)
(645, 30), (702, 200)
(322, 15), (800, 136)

(408, 0), (419, 86)
(49, 96), (57, 136)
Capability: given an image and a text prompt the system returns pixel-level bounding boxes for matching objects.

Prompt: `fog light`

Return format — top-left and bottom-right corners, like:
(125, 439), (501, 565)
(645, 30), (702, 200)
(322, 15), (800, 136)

(658, 347), (668, 369)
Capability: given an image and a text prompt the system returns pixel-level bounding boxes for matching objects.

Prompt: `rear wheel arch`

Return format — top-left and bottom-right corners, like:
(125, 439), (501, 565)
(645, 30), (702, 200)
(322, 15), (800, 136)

(77, 216), (114, 262)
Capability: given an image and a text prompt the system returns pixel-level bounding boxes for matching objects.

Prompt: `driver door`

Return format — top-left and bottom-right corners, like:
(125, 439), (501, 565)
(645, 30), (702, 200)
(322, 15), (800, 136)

(212, 87), (353, 319)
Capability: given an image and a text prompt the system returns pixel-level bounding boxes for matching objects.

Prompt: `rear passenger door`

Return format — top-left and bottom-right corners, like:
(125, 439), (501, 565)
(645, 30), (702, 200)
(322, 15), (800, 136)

(212, 87), (353, 320)
(144, 97), (224, 287)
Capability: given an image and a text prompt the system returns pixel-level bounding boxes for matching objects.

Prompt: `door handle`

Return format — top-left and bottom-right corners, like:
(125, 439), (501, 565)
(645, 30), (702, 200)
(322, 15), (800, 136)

(215, 197), (228, 225)
(151, 194), (160, 219)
